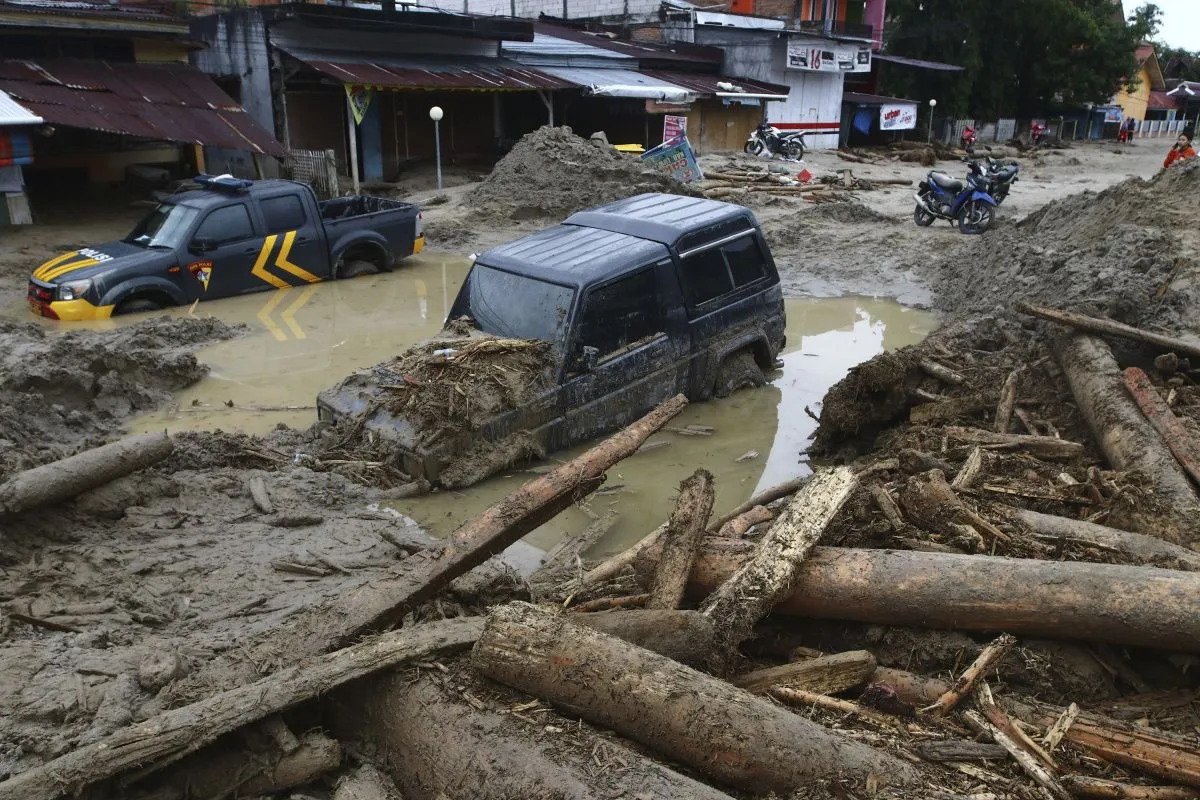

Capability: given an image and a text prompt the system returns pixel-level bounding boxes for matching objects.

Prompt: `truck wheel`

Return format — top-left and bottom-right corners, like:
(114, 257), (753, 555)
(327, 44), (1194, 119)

(114, 297), (163, 315)
(714, 351), (766, 398)
(338, 259), (377, 279)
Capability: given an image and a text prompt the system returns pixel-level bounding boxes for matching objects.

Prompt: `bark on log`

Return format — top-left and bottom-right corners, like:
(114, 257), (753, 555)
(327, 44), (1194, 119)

(0, 618), (482, 800)
(1018, 302), (1200, 360)
(1062, 776), (1200, 800)
(164, 397), (686, 705)
(471, 603), (919, 794)
(995, 371), (1020, 433)
(700, 467), (857, 673)
(707, 475), (810, 533)
(637, 540), (1200, 651)
(648, 470), (714, 610)
(333, 764), (404, 800)
(909, 395), (991, 425)
(1125, 367), (1200, 486)
(717, 504), (773, 537)
(0, 432), (174, 516)
(529, 514), (618, 589)
(912, 739), (1010, 762)
(733, 650), (877, 694)
(945, 426), (1085, 460)
(570, 609), (715, 668)
(900, 469), (1010, 545)
(920, 358), (967, 385)
(126, 729), (342, 800)
(324, 670), (736, 800)
(1007, 508), (1200, 571)
(1055, 335), (1198, 542)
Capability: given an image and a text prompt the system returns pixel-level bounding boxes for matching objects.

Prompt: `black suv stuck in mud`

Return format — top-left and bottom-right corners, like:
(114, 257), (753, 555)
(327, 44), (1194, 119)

(317, 193), (786, 483)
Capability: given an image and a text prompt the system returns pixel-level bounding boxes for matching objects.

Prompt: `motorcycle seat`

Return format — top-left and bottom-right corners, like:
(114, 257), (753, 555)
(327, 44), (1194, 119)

(930, 172), (964, 192)
(992, 165), (1018, 181)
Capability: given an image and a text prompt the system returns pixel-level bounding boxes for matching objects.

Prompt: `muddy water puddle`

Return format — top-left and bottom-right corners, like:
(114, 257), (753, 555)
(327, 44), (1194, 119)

(23, 253), (935, 559)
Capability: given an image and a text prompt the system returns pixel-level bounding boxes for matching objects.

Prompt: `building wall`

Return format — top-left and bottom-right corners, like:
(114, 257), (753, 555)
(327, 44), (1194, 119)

(418, 0), (659, 20)
(133, 38), (189, 63)
(1114, 63), (1151, 122)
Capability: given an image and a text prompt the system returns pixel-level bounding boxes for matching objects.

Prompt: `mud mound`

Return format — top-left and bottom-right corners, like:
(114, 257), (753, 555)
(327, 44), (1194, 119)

(807, 199), (895, 225)
(929, 159), (1200, 327)
(810, 348), (922, 455)
(0, 317), (242, 479)
(467, 126), (697, 221)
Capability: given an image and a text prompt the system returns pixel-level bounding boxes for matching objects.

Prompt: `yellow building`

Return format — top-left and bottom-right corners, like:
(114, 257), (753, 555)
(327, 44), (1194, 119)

(1113, 43), (1165, 123)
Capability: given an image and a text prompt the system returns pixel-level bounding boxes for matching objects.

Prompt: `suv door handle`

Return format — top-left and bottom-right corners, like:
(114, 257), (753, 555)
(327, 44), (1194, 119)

(242, 246), (258, 254)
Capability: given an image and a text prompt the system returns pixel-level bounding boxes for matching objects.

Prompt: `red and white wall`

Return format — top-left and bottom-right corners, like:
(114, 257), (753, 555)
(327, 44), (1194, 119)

(767, 69), (844, 150)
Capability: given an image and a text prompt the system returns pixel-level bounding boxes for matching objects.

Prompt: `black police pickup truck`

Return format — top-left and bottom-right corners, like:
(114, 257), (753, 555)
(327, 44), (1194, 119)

(317, 192), (786, 484)
(28, 174), (422, 321)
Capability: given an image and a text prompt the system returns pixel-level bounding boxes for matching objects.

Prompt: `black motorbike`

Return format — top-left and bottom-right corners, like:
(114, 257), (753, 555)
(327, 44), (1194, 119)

(744, 122), (806, 160)
(981, 157), (1019, 205)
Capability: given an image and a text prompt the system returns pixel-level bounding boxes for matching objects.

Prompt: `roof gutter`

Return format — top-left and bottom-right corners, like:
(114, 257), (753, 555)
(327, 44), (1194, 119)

(716, 91), (787, 101)
(585, 84), (692, 101)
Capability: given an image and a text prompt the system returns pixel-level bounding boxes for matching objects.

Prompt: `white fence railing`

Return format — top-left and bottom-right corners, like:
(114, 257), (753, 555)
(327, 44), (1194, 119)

(1135, 119), (1188, 139)
(282, 148), (340, 199)
(938, 116), (1187, 144)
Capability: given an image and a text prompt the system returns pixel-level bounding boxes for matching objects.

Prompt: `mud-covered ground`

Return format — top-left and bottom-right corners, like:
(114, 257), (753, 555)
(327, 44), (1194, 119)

(0, 130), (1196, 794)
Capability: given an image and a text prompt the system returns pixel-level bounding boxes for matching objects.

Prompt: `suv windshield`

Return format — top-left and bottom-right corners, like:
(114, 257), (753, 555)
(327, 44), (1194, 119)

(125, 203), (201, 249)
(449, 264), (575, 345)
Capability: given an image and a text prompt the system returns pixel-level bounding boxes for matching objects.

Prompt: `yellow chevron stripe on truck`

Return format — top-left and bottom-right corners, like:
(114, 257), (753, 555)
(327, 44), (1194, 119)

(250, 235), (291, 290)
(273, 231), (320, 284)
(32, 251), (79, 280)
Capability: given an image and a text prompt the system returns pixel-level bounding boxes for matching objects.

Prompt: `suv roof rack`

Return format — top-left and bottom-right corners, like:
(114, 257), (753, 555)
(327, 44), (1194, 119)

(194, 173), (254, 193)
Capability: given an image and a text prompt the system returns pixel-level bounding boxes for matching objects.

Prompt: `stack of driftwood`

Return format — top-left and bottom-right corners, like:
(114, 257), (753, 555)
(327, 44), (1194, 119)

(1, 304), (1198, 799)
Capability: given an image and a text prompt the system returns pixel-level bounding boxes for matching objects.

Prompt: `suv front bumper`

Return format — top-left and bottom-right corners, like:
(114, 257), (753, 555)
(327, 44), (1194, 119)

(27, 280), (115, 321)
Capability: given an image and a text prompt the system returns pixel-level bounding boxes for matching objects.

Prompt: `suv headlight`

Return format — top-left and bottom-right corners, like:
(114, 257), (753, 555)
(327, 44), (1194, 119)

(57, 279), (92, 301)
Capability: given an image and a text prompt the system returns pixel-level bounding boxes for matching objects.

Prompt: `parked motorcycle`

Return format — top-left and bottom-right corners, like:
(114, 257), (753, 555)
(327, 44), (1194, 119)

(981, 157), (1019, 205)
(1030, 120), (1048, 146)
(913, 161), (997, 234)
(744, 122), (806, 160)
(960, 125), (977, 153)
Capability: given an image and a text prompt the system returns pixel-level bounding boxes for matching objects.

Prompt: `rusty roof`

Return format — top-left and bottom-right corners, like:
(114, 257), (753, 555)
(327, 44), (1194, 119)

(641, 70), (790, 99)
(279, 48), (573, 91)
(0, 58), (284, 155)
(0, 0), (185, 26)
(533, 22), (723, 66)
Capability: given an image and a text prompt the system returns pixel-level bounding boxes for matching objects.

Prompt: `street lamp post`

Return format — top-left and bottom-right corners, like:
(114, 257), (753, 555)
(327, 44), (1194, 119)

(928, 98), (938, 144)
(429, 106), (444, 192)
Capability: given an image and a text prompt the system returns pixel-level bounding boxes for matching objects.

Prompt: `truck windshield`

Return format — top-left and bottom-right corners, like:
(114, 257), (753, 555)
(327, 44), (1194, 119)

(449, 264), (575, 345)
(125, 203), (201, 249)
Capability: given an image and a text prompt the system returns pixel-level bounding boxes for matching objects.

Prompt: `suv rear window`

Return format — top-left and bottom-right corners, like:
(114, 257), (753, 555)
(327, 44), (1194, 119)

(261, 195), (306, 233)
(678, 234), (768, 306)
(576, 269), (662, 358)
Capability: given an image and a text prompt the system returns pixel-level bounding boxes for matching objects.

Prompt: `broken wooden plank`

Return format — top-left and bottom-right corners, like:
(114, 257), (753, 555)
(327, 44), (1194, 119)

(945, 426), (1084, 461)
(733, 650), (876, 695)
(648, 470), (715, 610)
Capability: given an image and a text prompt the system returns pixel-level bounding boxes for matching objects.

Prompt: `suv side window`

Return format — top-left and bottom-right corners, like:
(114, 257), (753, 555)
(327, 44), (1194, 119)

(576, 269), (662, 359)
(260, 195), (306, 234)
(678, 234), (768, 307)
(194, 203), (254, 244)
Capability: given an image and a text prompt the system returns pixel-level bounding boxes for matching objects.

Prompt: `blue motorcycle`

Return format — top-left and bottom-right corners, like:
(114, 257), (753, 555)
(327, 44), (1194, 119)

(913, 161), (997, 234)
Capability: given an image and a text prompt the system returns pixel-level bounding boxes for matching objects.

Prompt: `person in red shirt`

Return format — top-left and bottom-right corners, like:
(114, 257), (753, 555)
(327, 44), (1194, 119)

(1164, 133), (1197, 168)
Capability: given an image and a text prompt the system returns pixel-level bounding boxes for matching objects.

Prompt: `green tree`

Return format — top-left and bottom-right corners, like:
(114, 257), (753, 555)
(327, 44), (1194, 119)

(880, 0), (1146, 118)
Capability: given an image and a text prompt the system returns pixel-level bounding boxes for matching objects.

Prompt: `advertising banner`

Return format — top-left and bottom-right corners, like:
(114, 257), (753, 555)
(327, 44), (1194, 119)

(662, 114), (688, 142)
(345, 85), (374, 126)
(786, 40), (871, 73)
(641, 135), (704, 183)
(879, 103), (917, 131)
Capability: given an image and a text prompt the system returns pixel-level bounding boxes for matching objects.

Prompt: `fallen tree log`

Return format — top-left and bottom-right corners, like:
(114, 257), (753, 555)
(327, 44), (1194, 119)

(701, 467), (857, 673)
(1125, 367), (1200, 486)
(1018, 302), (1200, 360)
(1006, 508), (1200, 571)
(1055, 335), (1198, 542)
(472, 602), (920, 794)
(325, 670), (736, 800)
(0, 432), (174, 516)
(648, 470), (714, 610)
(1062, 776), (1200, 800)
(871, 666), (1200, 788)
(0, 617), (482, 800)
(570, 608), (715, 668)
(126, 728), (342, 800)
(733, 650), (877, 694)
(717, 504), (773, 537)
(164, 396), (687, 705)
(707, 475), (809, 533)
(636, 540), (1200, 651)
(945, 426), (1085, 460)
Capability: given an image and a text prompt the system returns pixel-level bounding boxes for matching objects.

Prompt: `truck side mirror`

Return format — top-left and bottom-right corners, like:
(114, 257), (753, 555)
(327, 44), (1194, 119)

(578, 345), (599, 373)
(188, 237), (216, 254)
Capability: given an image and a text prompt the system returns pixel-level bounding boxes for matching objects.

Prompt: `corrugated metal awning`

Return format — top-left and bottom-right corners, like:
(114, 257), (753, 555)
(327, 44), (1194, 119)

(538, 66), (693, 101)
(0, 88), (42, 125)
(641, 70), (790, 101)
(0, 59), (284, 155)
(873, 54), (964, 72)
(277, 46), (571, 91)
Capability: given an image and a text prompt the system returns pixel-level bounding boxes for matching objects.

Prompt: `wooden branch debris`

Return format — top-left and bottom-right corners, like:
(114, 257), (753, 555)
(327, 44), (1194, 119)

(945, 426), (1085, 461)
(0, 617), (484, 800)
(638, 541), (1200, 651)
(900, 469), (1012, 545)
(648, 470), (715, 610)
(769, 686), (902, 730)
(978, 682), (1058, 770)
(707, 475), (809, 533)
(1125, 367), (1200, 486)
(717, 504), (774, 537)
(964, 710), (1072, 800)
(1043, 702), (1080, 753)
(733, 650), (877, 695)
(912, 739), (1010, 762)
(922, 633), (1017, 715)
(700, 467), (857, 674)
(1018, 302), (1200, 360)
(529, 513), (619, 589)
(920, 357), (967, 386)
(248, 475), (273, 514)
(0, 432), (174, 516)
(995, 370), (1020, 433)
(869, 483), (905, 531)
(1061, 776), (1200, 800)
(1007, 508), (1200, 571)
(471, 602), (920, 794)
(952, 447), (986, 490)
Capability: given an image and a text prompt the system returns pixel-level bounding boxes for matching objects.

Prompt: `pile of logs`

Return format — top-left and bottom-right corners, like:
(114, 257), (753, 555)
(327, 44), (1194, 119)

(2, 301), (1200, 800)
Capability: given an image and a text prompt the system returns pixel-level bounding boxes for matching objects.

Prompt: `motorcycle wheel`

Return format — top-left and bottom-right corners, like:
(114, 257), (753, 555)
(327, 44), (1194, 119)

(785, 139), (805, 161)
(745, 139), (764, 156)
(957, 199), (994, 235)
(913, 202), (936, 227)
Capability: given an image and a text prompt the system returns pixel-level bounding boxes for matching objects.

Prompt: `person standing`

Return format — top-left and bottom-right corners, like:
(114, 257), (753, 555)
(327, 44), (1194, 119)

(1163, 133), (1197, 168)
